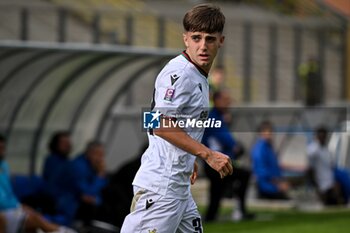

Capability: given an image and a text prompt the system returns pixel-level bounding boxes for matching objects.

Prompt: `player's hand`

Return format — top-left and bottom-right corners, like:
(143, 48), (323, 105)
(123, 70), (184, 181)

(190, 161), (198, 185)
(206, 151), (233, 179)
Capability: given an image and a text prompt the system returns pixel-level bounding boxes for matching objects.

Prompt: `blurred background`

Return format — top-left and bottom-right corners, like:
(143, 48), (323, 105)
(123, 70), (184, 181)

(0, 0), (349, 231)
(0, 0), (349, 174)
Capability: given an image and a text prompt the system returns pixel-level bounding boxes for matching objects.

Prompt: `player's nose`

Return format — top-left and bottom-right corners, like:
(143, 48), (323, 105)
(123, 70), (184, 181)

(199, 39), (207, 50)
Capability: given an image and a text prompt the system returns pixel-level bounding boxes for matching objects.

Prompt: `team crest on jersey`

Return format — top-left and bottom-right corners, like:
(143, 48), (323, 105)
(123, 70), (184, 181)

(164, 88), (175, 101)
(148, 229), (157, 233)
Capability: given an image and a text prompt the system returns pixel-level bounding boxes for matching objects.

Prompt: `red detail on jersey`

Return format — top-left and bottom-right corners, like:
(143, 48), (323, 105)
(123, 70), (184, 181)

(181, 51), (208, 78)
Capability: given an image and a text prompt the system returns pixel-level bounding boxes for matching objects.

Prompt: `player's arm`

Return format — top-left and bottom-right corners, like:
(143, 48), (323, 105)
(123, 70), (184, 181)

(154, 118), (233, 178)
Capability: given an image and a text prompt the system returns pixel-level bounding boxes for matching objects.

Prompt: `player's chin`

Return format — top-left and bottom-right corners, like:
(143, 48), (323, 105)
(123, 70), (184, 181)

(198, 60), (211, 67)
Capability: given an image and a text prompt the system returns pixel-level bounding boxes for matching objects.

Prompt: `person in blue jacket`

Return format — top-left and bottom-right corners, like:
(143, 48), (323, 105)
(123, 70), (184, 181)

(68, 141), (108, 225)
(203, 89), (253, 221)
(42, 131), (72, 200)
(0, 135), (76, 233)
(251, 121), (290, 199)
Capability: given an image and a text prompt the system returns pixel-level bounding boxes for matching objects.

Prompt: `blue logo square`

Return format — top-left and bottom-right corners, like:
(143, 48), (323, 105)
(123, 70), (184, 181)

(143, 110), (161, 129)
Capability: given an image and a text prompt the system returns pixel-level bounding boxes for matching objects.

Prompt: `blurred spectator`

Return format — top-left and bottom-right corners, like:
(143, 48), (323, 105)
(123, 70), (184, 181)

(98, 143), (147, 227)
(68, 141), (108, 225)
(0, 135), (76, 233)
(298, 57), (323, 106)
(42, 131), (72, 199)
(209, 65), (225, 91)
(209, 65), (226, 106)
(202, 89), (254, 221)
(307, 127), (350, 206)
(251, 121), (290, 200)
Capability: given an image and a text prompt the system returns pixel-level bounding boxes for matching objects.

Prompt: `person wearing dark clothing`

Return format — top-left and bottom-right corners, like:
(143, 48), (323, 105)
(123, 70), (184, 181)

(42, 131), (72, 200)
(22, 131), (73, 221)
(68, 141), (108, 225)
(42, 139), (107, 226)
(202, 89), (253, 222)
(251, 121), (290, 200)
(298, 57), (323, 106)
(98, 143), (147, 228)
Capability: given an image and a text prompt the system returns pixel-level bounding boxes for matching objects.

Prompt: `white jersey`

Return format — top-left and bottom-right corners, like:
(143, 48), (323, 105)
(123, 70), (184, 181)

(307, 141), (335, 192)
(133, 52), (209, 200)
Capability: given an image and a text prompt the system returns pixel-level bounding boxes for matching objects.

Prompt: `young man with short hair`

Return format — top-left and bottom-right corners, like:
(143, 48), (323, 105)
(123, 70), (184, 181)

(121, 4), (233, 232)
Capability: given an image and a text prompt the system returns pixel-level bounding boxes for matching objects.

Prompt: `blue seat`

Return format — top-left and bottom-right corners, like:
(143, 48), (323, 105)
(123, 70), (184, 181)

(11, 175), (45, 200)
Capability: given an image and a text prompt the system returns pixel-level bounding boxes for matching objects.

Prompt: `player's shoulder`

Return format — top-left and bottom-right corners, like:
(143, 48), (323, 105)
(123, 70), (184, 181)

(156, 55), (196, 88)
(166, 54), (194, 78)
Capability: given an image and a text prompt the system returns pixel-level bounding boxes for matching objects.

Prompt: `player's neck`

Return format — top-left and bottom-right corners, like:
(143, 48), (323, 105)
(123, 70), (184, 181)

(182, 50), (209, 78)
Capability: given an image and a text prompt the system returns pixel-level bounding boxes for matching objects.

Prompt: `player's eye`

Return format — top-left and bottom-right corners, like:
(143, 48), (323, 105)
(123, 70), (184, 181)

(206, 37), (216, 43)
(191, 36), (201, 42)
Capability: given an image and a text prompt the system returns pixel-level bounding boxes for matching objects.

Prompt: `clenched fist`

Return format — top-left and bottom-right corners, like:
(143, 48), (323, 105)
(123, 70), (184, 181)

(205, 151), (233, 178)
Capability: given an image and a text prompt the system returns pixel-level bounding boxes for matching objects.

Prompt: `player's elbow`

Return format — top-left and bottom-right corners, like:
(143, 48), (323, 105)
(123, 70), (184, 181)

(153, 128), (177, 142)
(153, 128), (166, 138)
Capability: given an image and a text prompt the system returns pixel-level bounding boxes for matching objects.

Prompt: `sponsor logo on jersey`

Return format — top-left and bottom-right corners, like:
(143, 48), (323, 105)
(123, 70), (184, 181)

(170, 74), (180, 85)
(145, 199), (155, 210)
(199, 110), (208, 121)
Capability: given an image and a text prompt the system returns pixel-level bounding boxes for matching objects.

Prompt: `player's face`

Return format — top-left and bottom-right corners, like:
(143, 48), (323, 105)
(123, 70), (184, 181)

(183, 31), (224, 73)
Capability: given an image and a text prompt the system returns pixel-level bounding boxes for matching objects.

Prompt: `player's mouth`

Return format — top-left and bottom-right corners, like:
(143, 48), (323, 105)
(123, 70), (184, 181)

(198, 54), (210, 61)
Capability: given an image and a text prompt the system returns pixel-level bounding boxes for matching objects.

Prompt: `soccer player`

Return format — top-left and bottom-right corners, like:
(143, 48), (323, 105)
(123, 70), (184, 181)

(120, 4), (233, 233)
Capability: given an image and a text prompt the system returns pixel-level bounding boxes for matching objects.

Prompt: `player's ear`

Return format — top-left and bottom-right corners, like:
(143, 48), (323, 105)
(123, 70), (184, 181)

(183, 32), (189, 47)
(218, 35), (225, 48)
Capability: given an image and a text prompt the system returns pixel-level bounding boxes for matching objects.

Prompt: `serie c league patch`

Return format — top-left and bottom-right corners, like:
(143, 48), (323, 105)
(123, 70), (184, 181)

(164, 88), (175, 101)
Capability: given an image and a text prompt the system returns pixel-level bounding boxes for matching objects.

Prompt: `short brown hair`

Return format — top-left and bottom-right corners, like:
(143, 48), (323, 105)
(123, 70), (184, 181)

(183, 4), (225, 34)
(258, 121), (273, 133)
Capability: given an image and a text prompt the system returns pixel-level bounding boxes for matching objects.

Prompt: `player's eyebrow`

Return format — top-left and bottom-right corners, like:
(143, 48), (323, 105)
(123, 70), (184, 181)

(191, 34), (202, 39)
(205, 35), (217, 40)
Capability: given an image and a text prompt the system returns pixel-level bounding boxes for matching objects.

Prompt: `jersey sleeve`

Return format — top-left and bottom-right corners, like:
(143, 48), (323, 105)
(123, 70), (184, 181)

(153, 68), (193, 118)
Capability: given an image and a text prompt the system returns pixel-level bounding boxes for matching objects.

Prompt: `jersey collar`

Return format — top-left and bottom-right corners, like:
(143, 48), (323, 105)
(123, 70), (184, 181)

(181, 51), (208, 78)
